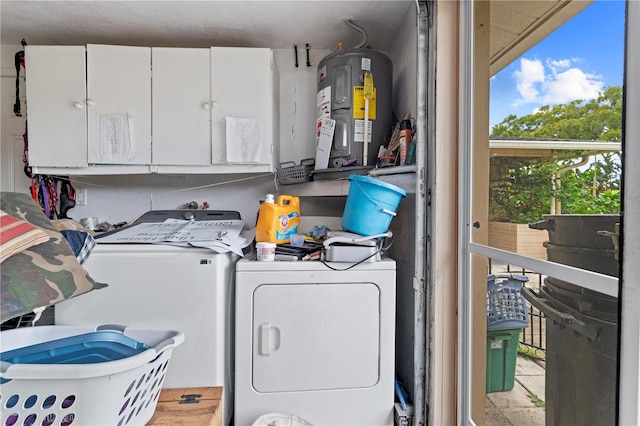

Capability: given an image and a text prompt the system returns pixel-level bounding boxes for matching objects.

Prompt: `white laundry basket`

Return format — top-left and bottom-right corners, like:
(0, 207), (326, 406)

(0, 324), (184, 426)
(252, 412), (313, 426)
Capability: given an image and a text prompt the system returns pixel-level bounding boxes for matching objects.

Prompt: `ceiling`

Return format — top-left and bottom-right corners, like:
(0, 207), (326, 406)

(489, 0), (592, 75)
(1, 1), (590, 75)
(0, 1), (416, 52)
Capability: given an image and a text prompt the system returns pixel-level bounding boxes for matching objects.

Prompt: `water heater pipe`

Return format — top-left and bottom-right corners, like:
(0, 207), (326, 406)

(344, 19), (368, 48)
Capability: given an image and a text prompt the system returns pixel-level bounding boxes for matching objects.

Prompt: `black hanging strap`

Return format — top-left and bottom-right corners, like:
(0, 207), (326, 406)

(13, 39), (27, 117)
(58, 178), (76, 219)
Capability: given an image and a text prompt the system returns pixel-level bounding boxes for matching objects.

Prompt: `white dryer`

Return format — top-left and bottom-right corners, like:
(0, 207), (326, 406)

(235, 258), (396, 425)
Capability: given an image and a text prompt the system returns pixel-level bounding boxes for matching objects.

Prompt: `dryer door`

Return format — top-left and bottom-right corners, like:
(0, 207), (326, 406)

(252, 282), (380, 392)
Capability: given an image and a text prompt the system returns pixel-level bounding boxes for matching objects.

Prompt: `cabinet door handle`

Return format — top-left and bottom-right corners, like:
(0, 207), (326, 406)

(203, 103), (210, 109)
(86, 99), (96, 107)
(211, 101), (218, 108)
(73, 102), (84, 109)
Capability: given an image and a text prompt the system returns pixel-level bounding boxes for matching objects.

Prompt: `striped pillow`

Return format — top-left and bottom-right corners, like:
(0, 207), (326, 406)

(0, 210), (50, 263)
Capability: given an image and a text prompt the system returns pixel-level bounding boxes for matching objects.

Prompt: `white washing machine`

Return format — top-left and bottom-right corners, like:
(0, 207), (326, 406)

(235, 257), (396, 425)
(55, 210), (241, 426)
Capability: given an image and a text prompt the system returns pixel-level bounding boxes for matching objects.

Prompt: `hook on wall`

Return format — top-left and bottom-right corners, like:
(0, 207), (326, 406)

(14, 38), (28, 117)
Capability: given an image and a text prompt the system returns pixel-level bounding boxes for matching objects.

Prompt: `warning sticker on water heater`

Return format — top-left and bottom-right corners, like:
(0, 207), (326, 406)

(353, 86), (377, 120)
(316, 87), (332, 145)
(317, 87), (331, 119)
(354, 120), (373, 143)
(318, 65), (327, 83)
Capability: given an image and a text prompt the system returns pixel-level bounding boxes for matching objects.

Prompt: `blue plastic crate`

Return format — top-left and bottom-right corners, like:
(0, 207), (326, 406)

(487, 274), (530, 331)
(1, 331), (150, 365)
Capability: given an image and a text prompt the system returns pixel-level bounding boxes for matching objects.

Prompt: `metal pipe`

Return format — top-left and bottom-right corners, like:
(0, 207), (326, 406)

(369, 165), (417, 176)
(415, 2), (431, 425)
(343, 19), (368, 48)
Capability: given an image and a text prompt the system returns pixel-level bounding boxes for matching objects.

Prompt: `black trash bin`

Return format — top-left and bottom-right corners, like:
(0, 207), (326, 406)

(525, 214), (620, 426)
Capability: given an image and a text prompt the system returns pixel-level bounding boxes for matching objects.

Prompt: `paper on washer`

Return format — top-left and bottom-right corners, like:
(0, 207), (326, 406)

(187, 228), (255, 256)
(98, 219), (249, 255)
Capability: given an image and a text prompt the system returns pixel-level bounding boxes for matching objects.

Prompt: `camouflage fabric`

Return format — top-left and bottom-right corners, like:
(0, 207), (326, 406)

(1, 192), (107, 323)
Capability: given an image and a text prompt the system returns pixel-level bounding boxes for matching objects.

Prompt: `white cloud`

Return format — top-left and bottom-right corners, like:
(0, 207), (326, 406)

(543, 67), (604, 104)
(512, 58), (545, 106)
(547, 58), (571, 72)
(511, 57), (604, 108)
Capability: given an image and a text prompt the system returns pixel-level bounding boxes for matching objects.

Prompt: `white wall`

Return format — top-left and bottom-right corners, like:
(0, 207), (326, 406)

(382, 2), (420, 407)
(387, 6), (419, 123)
(1, 44), (31, 194)
(274, 48), (331, 163)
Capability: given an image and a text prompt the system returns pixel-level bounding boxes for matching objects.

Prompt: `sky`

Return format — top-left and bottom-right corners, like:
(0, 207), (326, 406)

(489, 0), (626, 131)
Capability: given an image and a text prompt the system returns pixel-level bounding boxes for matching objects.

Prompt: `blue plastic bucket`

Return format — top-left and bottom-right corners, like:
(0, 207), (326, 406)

(342, 175), (407, 236)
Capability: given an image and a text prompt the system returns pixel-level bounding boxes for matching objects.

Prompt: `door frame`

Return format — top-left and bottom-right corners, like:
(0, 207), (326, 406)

(457, 0), (639, 424)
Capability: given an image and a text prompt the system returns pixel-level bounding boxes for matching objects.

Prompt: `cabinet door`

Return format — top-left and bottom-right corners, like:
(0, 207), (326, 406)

(86, 44), (151, 165)
(152, 48), (211, 165)
(25, 46), (87, 167)
(210, 47), (273, 165)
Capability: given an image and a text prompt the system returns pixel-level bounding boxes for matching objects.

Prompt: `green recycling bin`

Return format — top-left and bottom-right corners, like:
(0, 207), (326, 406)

(486, 328), (522, 393)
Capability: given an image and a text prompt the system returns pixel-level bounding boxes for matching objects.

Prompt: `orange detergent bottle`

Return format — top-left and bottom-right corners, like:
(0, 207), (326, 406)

(255, 194), (301, 244)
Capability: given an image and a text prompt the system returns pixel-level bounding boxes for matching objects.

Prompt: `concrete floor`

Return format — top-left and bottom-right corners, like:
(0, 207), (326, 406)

(486, 355), (546, 426)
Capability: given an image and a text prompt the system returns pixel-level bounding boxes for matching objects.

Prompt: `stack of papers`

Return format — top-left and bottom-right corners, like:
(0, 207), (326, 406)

(97, 219), (254, 256)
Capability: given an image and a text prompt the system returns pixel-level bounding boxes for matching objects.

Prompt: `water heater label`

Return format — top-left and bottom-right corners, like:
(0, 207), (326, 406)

(354, 120), (373, 143)
(361, 57), (371, 71)
(318, 65), (327, 83)
(316, 87), (332, 144)
(353, 86), (377, 120)
(317, 86), (331, 118)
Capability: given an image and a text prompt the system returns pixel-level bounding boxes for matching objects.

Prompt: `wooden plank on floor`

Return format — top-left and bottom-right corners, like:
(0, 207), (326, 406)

(147, 387), (222, 426)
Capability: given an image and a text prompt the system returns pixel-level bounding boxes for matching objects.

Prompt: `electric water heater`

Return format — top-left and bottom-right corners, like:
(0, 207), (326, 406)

(317, 48), (393, 168)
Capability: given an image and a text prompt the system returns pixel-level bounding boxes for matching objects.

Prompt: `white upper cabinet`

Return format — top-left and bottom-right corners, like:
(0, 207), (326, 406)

(26, 44), (151, 172)
(151, 47), (211, 166)
(25, 46), (87, 168)
(86, 44), (151, 165)
(210, 47), (276, 169)
(25, 45), (277, 174)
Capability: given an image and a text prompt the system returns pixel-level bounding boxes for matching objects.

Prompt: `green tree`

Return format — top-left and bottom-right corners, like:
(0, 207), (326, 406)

(491, 86), (622, 141)
(489, 86), (622, 223)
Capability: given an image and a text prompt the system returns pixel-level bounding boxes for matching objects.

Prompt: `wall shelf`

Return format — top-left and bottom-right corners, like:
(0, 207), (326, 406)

(281, 170), (417, 197)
